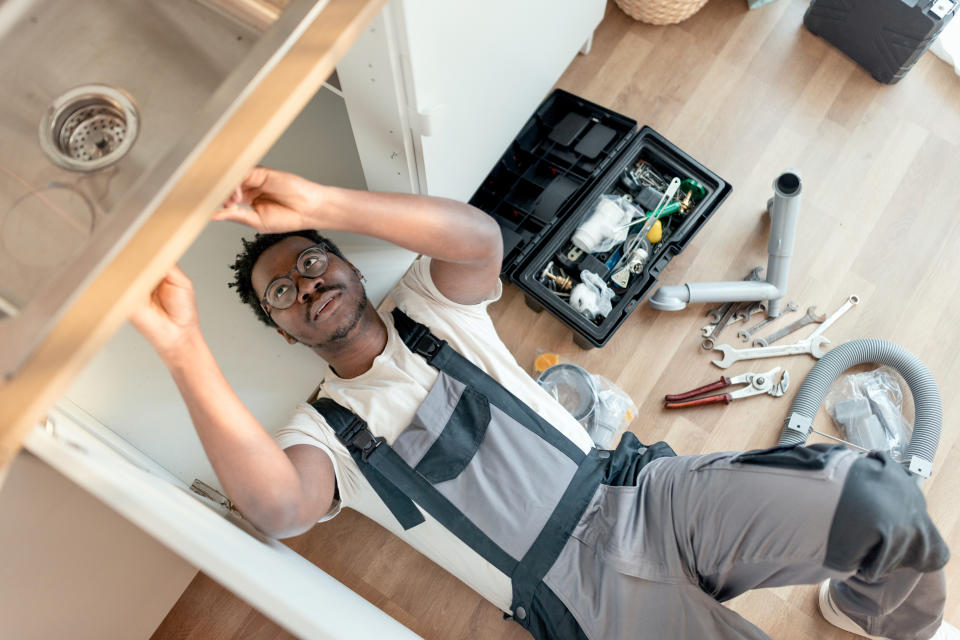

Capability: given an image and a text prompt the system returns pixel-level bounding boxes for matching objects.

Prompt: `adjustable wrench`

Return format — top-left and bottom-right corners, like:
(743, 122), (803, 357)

(738, 302), (798, 342)
(753, 306), (825, 347)
(809, 295), (860, 340)
(711, 335), (831, 369)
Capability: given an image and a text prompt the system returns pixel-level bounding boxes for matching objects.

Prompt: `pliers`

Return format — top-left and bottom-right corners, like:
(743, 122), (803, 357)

(664, 366), (789, 409)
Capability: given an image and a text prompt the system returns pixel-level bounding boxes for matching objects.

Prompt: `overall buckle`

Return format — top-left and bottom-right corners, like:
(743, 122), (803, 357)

(414, 332), (442, 359)
(350, 429), (384, 461)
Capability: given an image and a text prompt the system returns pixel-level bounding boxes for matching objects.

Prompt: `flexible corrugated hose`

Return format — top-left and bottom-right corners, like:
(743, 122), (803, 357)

(777, 339), (941, 480)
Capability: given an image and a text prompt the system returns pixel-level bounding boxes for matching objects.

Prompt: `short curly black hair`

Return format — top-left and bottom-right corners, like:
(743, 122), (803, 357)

(228, 230), (346, 328)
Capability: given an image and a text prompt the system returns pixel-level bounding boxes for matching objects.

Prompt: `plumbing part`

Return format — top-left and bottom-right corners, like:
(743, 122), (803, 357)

(711, 334), (831, 369)
(732, 302), (765, 324)
(610, 237), (651, 288)
(570, 271), (614, 321)
(808, 295), (860, 339)
(739, 302), (798, 341)
(702, 301), (748, 350)
(649, 170), (802, 312)
(664, 366), (789, 408)
(571, 195), (632, 254)
(754, 306), (826, 347)
(544, 272), (573, 292)
(39, 85), (140, 172)
(706, 268), (764, 322)
(777, 339), (941, 481)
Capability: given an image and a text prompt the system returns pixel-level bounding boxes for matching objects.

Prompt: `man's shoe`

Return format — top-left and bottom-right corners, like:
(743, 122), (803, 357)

(818, 580), (960, 640)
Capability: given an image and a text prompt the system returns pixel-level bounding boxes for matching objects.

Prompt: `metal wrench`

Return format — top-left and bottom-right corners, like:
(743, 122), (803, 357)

(701, 301), (749, 350)
(711, 335), (832, 369)
(738, 302), (798, 342)
(732, 301), (767, 324)
(809, 295), (860, 339)
(753, 306), (826, 347)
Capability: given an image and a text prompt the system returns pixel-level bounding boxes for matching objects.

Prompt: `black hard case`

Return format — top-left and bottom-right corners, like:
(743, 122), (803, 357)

(804, 0), (958, 84)
(468, 90), (731, 348)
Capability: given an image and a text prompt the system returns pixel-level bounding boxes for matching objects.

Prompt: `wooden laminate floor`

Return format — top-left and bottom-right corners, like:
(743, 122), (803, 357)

(152, 1), (960, 638)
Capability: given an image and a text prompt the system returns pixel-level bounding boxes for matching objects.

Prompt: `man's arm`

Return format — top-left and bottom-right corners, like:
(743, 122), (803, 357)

(215, 167), (504, 305)
(130, 266), (335, 538)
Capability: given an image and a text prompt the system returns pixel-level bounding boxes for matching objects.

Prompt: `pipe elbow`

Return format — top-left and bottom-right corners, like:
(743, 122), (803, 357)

(649, 285), (690, 311)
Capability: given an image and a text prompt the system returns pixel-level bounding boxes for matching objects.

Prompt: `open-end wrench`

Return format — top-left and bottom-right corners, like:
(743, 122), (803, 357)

(738, 301), (798, 342)
(732, 301), (767, 324)
(753, 306), (826, 347)
(711, 335), (831, 369)
(809, 295), (860, 339)
(702, 301), (749, 350)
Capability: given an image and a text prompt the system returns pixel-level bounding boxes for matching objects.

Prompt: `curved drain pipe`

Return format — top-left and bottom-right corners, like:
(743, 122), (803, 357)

(649, 170), (802, 315)
(777, 339), (942, 481)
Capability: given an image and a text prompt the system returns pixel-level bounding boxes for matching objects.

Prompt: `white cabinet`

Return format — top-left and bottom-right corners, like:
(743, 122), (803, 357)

(11, 1), (606, 637)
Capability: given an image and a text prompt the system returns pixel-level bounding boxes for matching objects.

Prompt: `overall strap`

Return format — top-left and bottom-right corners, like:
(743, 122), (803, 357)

(310, 397), (518, 575)
(391, 308), (585, 464)
(310, 398), (424, 530)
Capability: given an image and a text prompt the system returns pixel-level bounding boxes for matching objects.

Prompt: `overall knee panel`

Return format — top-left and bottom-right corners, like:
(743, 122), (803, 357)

(825, 452), (949, 581)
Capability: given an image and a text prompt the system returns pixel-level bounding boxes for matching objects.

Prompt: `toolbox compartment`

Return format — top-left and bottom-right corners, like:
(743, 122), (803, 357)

(469, 89), (731, 348)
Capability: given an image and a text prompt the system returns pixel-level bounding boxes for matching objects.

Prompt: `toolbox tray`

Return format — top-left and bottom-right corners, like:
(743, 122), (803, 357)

(469, 90), (731, 348)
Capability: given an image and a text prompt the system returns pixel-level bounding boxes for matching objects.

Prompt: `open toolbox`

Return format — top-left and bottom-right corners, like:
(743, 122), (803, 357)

(469, 89), (732, 348)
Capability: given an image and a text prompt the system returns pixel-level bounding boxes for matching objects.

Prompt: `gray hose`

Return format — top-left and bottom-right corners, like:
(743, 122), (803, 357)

(778, 339), (941, 479)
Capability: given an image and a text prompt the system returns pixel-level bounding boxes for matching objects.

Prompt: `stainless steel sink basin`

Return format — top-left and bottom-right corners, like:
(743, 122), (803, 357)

(0, 0), (327, 378)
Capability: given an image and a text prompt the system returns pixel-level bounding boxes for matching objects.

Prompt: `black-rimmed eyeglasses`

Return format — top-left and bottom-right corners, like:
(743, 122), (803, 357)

(260, 244), (329, 313)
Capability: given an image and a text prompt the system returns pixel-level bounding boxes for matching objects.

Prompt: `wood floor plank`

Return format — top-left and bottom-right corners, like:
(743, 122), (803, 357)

(154, 1), (960, 638)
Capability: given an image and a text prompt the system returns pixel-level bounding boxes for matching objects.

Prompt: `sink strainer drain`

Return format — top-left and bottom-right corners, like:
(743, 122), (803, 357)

(39, 85), (139, 172)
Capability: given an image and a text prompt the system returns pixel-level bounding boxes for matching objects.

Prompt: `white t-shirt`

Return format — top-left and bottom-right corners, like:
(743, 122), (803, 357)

(273, 256), (594, 612)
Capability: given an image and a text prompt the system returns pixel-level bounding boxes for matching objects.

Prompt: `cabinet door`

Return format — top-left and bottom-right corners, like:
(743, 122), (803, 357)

(394, 0), (606, 200)
(27, 409), (420, 640)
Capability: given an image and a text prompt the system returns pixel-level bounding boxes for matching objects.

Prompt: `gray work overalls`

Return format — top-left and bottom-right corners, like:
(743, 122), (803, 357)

(312, 308), (675, 639)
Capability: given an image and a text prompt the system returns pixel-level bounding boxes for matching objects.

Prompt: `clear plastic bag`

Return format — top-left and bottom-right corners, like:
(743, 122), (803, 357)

(570, 194), (638, 254)
(823, 366), (913, 461)
(569, 270), (615, 321)
(536, 360), (637, 449)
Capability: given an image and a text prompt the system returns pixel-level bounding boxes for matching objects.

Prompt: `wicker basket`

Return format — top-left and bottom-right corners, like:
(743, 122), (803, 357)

(614, 0), (710, 25)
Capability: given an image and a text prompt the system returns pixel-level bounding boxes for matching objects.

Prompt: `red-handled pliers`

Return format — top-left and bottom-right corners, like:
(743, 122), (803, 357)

(664, 367), (789, 409)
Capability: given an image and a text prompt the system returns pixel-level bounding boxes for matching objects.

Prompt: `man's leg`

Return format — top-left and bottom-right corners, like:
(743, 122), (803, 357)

(635, 446), (948, 639)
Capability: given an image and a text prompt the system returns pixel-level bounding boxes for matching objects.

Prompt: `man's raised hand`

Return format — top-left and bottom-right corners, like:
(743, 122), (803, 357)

(129, 264), (203, 364)
(213, 166), (324, 234)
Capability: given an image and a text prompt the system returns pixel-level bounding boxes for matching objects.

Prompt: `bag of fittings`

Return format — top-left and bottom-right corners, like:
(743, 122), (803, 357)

(823, 366), (913, 461)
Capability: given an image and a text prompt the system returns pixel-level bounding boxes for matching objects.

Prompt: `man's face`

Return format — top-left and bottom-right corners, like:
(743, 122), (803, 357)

(250, 236), (368, 349)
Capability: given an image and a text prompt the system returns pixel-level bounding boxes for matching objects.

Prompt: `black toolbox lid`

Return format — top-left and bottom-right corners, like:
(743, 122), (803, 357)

(468, 89), (636, 279)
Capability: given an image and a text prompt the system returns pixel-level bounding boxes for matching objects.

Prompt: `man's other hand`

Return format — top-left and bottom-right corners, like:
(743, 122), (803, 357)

(130, 264), (202, 363)
(213, 166), (323, 234)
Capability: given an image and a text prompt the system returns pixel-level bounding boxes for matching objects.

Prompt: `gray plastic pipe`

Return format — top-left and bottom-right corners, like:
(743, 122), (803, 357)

(764, 171), (801, 316)
(778, 339), (942, 481)
(649, 170), (802, 314)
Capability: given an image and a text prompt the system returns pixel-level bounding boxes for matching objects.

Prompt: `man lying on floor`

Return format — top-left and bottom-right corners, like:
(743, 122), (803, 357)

(131, 166), (953, 640)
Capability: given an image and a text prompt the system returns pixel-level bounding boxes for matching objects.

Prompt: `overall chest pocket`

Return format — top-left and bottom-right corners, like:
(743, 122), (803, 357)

(393, 371), (580, 560)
